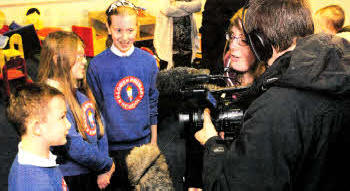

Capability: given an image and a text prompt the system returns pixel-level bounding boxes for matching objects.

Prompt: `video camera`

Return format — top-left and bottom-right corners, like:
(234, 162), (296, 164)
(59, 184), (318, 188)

(157, 67), (250, 141)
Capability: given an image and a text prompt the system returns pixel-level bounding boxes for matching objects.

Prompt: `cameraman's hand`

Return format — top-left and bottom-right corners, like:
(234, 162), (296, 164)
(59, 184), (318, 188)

(195, 108), (218, 145)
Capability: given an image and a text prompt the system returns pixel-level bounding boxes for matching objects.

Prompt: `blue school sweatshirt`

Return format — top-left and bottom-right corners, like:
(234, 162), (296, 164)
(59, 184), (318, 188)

(58, 90), (113, 176)
(87, 47), (159, 150)
(8, 155), (68, 191)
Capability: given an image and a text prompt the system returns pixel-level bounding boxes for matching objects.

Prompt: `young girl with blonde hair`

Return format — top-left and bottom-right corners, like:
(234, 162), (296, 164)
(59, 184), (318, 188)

(38, 31), (115, 190)
(87, 0), (159, 190)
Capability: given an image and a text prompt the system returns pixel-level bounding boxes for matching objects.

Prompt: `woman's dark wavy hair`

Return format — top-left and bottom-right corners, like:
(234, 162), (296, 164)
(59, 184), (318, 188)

(245, 0), (314, 52)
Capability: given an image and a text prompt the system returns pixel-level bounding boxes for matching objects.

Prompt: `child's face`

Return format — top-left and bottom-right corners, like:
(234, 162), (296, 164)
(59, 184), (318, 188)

(71, 44), (87, 80)
(107, 14), (137, 53)
(40, 96), (71, 146)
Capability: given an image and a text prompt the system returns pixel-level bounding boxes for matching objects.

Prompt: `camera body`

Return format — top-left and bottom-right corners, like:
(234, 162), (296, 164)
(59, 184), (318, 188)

(177, 85), (248, 141)
(156, 67), (253, 141)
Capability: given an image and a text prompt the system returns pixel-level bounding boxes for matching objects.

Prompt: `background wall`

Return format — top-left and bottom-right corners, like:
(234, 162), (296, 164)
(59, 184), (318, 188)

(0, 0), (115, 30)
(0, 0), (349, 31)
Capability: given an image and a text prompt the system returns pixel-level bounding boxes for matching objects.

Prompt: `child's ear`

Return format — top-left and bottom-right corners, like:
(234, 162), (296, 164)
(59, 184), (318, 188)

(27, 119), (41, 136)
(33, 124), (41, 136)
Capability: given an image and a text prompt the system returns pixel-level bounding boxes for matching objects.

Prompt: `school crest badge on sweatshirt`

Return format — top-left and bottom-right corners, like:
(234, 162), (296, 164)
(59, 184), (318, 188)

(114, 76), (144, 110)
(82, 101), (97, 136)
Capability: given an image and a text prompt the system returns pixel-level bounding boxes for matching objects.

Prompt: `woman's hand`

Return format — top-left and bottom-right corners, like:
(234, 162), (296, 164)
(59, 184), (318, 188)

(195, 108), (218, 145)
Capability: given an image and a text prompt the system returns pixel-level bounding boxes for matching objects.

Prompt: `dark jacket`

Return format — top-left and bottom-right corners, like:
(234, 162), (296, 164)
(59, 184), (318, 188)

(203, 34), (350, 191)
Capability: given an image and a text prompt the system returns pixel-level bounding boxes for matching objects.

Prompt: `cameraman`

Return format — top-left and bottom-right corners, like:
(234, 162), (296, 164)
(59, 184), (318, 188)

(195, 0), (350, 190)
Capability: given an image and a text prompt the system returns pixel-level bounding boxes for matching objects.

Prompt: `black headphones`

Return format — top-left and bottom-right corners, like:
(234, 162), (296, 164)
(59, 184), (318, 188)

(241, 1), (273, 62)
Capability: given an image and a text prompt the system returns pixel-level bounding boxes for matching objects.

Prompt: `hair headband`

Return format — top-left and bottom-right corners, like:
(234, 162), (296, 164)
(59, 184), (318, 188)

(107, 0), (145, 15)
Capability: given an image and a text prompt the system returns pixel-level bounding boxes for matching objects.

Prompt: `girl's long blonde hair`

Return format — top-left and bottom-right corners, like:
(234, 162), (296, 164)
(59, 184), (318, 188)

(38, 31), (104, 140)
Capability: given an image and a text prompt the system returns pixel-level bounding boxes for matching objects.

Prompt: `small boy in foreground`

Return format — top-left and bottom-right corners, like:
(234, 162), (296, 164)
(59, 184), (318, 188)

(7, 83), (71, 191)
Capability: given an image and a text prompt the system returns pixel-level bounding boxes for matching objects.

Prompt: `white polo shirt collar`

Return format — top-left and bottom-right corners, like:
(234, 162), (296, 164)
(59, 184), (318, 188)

(17, 142), (58, 167)
(110, 44), (135, 57)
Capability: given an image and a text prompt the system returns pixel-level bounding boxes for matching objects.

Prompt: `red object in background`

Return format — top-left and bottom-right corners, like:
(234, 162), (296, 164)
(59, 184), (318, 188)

(140, 47), (154, 55)
(137, 10), (145, 17)
(140, 47), (160, 69)
(72, 25), (95, 57)
(0, 57), (32, 96)
(36, 27), (62, 38)
(0, 25), (9, 34)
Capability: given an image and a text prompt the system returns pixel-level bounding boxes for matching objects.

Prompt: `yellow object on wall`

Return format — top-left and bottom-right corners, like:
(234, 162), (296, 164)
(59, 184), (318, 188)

(0, 11), (6, 29)
(25, 12), (43, 30)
